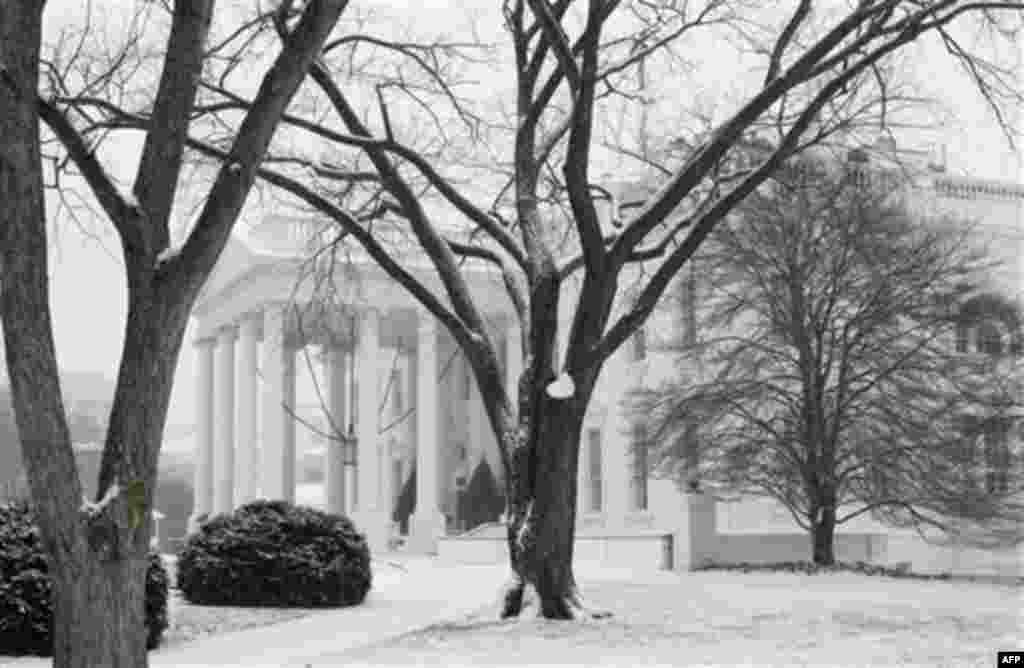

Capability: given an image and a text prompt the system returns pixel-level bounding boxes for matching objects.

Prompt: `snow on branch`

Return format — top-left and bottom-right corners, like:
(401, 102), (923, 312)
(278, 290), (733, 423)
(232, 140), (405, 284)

(156, 243), (183, 269)
(80, 478), (120, 517)
(546, 372), (575, 399)
(118, 185), (139, 209)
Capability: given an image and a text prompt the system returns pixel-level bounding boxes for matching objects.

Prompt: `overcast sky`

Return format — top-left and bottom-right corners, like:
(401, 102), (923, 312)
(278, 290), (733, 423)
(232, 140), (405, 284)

(9, 0), (1022, 435)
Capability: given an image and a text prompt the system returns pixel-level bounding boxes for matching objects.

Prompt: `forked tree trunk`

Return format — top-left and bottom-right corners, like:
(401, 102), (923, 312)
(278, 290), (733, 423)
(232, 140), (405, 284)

(811, 505), (837, 565)
(44, 301), (188, 668)
(502, 406), (582, 619)
(499, 395), (610, 620)
(51, 552), (148, 668)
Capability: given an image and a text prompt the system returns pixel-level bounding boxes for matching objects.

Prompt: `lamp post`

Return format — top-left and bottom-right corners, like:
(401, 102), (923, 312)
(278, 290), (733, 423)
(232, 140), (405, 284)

(341, 423), (357, 467)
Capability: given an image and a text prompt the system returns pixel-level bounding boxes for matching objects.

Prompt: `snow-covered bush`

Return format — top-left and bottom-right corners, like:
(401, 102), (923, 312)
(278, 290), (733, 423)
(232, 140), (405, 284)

(177, 499), (371, 607)
(0, 501), (168, 655)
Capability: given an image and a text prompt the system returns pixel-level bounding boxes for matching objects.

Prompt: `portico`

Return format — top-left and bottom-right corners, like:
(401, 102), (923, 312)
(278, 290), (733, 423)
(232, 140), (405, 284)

(185, 222), (652, 555)
(189, 301), (467, 554)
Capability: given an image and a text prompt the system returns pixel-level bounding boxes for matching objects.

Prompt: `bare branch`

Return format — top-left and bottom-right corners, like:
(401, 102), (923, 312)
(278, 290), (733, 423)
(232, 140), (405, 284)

(172, 0), (350, 283)
(36, 97), (139, 246)
(764, 0), (813, 85)
(525, 0), (581, 93)
(134, 0), (215, 256)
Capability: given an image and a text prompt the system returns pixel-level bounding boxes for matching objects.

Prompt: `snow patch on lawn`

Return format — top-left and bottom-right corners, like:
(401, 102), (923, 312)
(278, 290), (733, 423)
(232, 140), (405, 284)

(336, 571), (1022, 667)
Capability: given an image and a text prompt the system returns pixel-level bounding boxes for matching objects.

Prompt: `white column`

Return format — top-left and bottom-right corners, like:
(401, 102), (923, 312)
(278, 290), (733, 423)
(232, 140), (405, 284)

(379, 347), (396, 524)
(501, 319), (523, 524)
(281, 344), (297, 504)
(235, 313), (260, 505)
(410, 308), (445, 552)
(352, 308), (388, 552)
(261, 306), (297, 502)
(213, 325), (237, 515)
(324, 344), (348, 515)
(188, 338), (215, 532)
(603, 347), (631, 529)
(346, 352), (358, 512)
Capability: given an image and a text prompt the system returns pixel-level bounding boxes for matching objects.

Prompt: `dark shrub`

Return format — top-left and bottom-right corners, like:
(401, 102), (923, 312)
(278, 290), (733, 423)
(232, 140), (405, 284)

(694, 560), (988, 582)
(176, 499), (372, 607)
(0, 500), (169, 656)
(145, 551), (170, 649)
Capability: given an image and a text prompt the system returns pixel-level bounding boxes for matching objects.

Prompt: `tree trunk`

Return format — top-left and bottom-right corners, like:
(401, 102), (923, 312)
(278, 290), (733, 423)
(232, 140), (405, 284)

(499, 400), (609, 620)
(811, 505), (837, 565)
(51, 552), (148, 668)
(502, 407), (580, 619)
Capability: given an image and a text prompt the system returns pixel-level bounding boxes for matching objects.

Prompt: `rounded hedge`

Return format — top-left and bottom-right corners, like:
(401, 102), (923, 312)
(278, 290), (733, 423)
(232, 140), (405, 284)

(0, 501), (169, 656)
(177, 499), (372, 607)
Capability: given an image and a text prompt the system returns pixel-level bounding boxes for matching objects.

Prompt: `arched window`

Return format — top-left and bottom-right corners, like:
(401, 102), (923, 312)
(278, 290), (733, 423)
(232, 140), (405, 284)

(955, 294), (1022, 358)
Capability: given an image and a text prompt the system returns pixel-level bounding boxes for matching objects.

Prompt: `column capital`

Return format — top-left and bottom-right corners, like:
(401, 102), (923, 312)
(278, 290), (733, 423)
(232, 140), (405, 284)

(358, 306), (381, 338)
(194, 336), (217, 348)
(359, 304), (382, 319)
(320, 314), (356, 351)
(216, 323), (239, 341)
(238, 308), (264, 329)
(416, 311), (437, 351)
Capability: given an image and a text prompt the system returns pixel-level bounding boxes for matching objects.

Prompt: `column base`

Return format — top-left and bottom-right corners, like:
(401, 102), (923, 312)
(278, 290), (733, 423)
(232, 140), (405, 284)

(351, 508), (393, 555)
(408, 510), (447, 554)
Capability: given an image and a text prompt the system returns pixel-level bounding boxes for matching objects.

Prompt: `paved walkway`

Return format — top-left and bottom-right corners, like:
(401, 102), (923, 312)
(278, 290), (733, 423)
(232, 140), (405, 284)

(0, 556), (680, 668)
(149, 556), (509, 667)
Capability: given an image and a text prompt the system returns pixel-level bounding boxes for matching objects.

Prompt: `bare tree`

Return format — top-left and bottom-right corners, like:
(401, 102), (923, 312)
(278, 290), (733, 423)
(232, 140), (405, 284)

(0, 0), (346, 665)
(631, 155), (1023, 565)
(44, 0), (1024, 620)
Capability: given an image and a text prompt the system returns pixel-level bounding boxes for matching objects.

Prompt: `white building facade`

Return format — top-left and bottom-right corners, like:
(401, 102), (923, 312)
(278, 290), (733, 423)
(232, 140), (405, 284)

(187, 157), (1022, 576)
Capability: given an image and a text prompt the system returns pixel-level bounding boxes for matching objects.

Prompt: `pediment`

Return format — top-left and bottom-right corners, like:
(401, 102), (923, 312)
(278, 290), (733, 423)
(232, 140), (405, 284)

(193, 234), (262, 315)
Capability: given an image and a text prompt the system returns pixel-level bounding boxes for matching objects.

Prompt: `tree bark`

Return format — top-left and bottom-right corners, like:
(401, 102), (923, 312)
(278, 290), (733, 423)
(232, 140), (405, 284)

(51, 554), (148, 668)
(497, 386), (612, 621)
(1, 0), (345, 664)
(502, 404), (584, 619)
(811, 505), (837, 565)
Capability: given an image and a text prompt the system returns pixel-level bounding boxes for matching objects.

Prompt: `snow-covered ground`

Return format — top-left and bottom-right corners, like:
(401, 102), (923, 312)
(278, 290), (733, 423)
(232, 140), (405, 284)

(2, 564), (1018, 667)
(326, 571), (1022, 668)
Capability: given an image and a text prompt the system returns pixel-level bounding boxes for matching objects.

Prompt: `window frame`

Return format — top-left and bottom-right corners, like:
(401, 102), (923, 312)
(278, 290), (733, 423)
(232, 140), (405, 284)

(630, 423), (649, 512)
(585, 428), (603, 513)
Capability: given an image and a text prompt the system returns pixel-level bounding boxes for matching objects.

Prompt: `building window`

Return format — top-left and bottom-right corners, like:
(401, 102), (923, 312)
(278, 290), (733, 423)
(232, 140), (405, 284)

(679, 268), (698, 346)
(955, 322), (969, 353)
(958, 415), (1013, 495)
(983, 419), (1011, 494)
(586, 428), (603, 513)
(630, 423), (649, 511)
(391, 368), (404, 413)
(955, 294), (1022, 358)
(632, 327), (647, 362)
(392, 458), (403, 508)
(462, 357), (472, 400)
